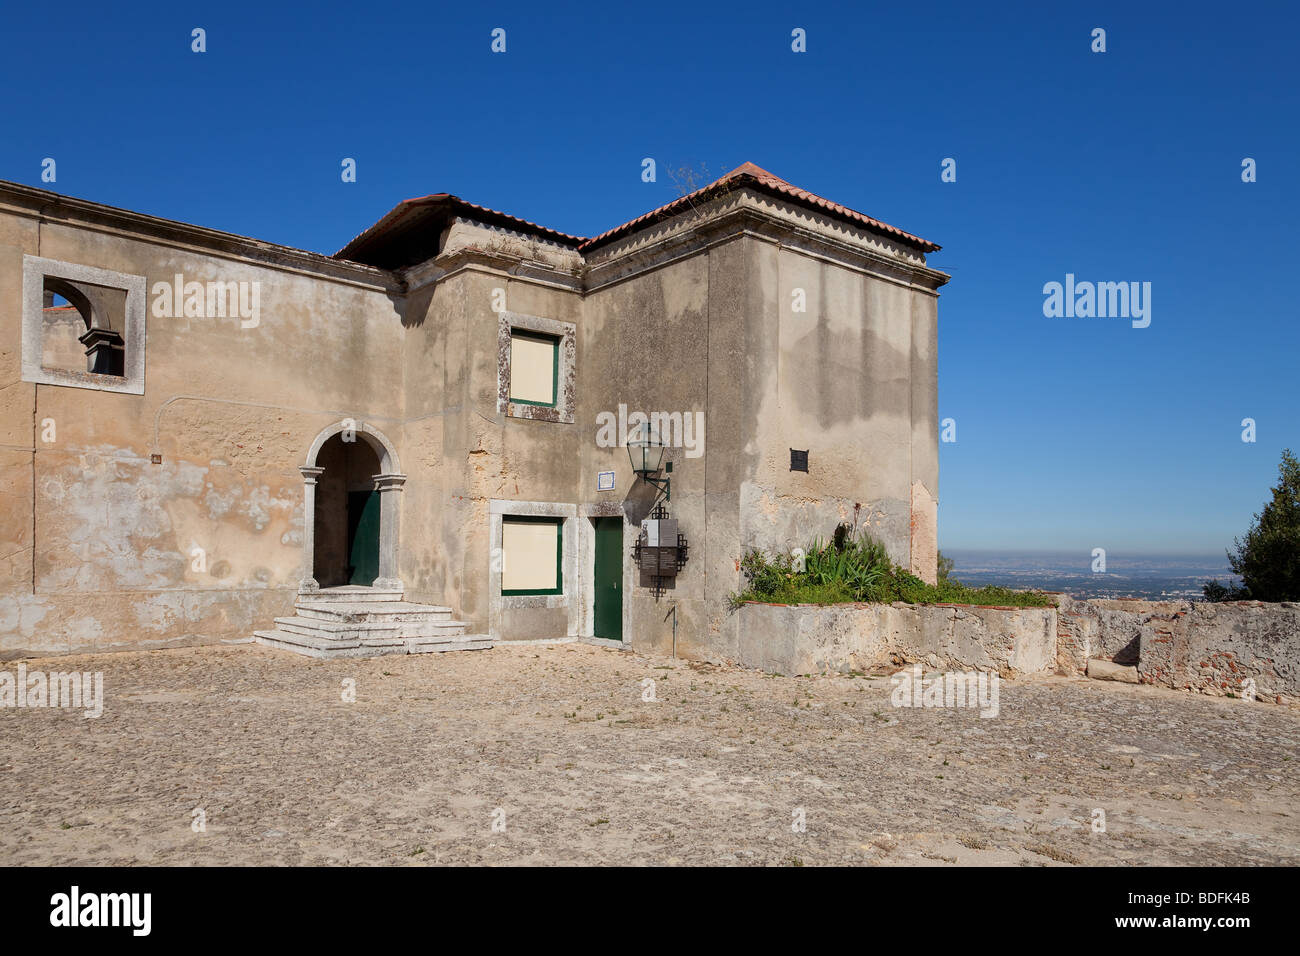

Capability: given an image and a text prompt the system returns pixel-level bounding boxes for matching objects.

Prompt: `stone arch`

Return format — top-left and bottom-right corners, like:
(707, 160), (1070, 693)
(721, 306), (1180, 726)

(304, 419), (401, 475)
(43, 276), (95, 329)
(42, 276), (126, 375)
(298, 420), (405, 593)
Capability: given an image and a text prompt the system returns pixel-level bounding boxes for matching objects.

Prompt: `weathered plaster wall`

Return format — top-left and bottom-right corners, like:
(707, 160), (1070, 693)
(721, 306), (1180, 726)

(395, 219), (586, 641)
(572, 190), (945, 661)
(744, 241), (931, 573)
(40, 307), (87, 370)
(579, 236), (720, 655)
(396, 264), (471, 617)
(465, 245), (582, 639)
(735, 601), (1057, 677)
(908, 292), (939, 584)
(0, 190), (403, 658)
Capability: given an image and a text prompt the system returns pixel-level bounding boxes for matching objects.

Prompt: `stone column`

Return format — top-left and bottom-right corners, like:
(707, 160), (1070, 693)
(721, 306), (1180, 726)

(373, 473), (407, 591)
(298, 466), (324, 592)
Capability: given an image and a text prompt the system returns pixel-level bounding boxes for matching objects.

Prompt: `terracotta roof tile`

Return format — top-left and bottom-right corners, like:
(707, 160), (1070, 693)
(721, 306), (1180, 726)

(335, 162), (939, 267)
(580, 162), (939, 253)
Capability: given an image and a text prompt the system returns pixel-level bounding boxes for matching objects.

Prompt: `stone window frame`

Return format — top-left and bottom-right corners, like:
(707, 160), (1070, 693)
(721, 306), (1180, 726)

(500, 514), (564, 596)
(22, 254), (147, 395)
(489, 499), (577, 612)
(497, 311), (575, 424)
(507, 329), (560, 408)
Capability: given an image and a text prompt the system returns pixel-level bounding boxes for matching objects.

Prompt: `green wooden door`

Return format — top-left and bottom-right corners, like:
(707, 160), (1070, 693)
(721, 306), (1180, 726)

(347, 489), (381, 587)
(593, 517), (623, 641)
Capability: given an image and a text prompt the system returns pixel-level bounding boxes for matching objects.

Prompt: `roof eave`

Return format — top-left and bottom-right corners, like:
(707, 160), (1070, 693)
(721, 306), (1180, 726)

(334, 194), (586, 267)
(578, 173), (940, 255)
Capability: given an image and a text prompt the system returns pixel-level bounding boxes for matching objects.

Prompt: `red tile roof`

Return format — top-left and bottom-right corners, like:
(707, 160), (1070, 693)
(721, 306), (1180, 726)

(335, 162), (939, 267)
(335, 194), (585, 268)
(402, 193), (586, 245)
(580, 162), (940, 253)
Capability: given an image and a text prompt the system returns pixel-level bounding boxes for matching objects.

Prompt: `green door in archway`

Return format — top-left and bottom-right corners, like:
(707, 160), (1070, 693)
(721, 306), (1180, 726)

(347, 490), (381, 586)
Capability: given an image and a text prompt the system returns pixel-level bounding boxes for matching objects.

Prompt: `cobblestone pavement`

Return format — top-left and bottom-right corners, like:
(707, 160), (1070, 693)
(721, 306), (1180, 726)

(2, 642), (1297, 865)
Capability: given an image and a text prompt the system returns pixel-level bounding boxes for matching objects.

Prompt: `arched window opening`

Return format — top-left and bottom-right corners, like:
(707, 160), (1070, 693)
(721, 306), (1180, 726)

(41, 276), (126, 377)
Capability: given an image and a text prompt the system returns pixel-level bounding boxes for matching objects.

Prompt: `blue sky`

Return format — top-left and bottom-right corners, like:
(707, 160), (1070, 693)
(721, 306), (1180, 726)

(2, 0), (1295, 555)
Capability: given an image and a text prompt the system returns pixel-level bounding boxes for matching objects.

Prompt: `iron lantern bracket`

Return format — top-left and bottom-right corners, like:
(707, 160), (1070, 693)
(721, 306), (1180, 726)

(635, 472), (670, 504)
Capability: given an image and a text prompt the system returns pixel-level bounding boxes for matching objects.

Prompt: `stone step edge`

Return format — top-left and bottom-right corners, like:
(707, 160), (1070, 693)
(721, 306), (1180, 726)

(254, 630), (492, 656)
(296, 601), (453, 614)
(264, 626), (469, 647)
(274, 616), (467, 634)
(296, 588), (405, 603)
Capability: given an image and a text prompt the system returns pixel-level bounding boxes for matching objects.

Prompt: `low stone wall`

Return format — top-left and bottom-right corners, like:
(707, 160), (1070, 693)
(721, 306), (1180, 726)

(735, 601), (1057, 677)
(1056, 595), (1300, 703)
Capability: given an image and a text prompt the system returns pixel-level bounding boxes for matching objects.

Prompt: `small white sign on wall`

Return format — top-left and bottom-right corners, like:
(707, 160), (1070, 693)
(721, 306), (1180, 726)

(597, 471), (615, 492)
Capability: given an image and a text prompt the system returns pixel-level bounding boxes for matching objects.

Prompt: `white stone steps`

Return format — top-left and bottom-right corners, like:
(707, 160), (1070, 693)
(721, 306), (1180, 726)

(254, 585), (490, 659)
(254, 627), (360, 650)
(253, 629), (371, 659)
(254, 628), (491, 658)
(273, 615), (468, 640)
(295, 601), (454, 623)
(298, 585), (404, 604)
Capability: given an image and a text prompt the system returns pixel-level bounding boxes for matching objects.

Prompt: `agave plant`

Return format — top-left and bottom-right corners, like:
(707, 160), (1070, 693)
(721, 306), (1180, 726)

(803, 528), (890, 599)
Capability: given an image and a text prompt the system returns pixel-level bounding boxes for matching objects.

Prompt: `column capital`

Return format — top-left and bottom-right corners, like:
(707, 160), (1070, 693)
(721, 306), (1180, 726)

(299, 465), (325, 482)
(373, 472), (407, 492)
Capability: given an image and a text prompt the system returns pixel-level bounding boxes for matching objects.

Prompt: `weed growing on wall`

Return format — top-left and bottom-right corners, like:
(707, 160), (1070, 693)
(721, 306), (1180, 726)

(730, 524), (1051, 609)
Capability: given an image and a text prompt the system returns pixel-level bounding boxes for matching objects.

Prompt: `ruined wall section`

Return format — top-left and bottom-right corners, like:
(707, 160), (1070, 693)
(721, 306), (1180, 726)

(1057, 595), (1300, 702)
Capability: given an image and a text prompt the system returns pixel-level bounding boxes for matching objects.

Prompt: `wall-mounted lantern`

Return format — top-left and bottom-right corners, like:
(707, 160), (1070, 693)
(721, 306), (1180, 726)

(627, 420), (671, 506)
(627, 422), (687, 598)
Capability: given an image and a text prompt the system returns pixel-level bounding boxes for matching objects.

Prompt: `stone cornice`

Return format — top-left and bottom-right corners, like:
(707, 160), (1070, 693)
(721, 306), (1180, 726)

(404, 190), (948, 299)
(0, 179), (399, 293)
(1, 179), (946, 305)
(401, 246), (585, 295)
(583, 194), (950, 296)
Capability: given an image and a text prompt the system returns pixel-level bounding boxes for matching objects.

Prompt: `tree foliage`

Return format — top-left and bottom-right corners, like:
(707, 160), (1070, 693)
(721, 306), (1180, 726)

(1204, 449), (1300, 602)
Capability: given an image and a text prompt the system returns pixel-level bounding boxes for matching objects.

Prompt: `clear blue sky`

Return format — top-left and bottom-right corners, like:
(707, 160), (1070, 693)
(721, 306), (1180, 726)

(3, 0), (1295, 554)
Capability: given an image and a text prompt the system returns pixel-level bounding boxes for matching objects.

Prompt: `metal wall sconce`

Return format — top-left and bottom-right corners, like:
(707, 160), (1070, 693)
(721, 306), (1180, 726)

(627, 420), (672, 506)
(627, 422), (686, 598)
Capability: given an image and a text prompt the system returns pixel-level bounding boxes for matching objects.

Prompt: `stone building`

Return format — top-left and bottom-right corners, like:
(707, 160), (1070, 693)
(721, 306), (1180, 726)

(0, 163), (947, 660)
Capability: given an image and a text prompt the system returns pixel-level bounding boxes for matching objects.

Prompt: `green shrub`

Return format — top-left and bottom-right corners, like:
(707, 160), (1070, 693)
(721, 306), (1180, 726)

(730, 527), (1050, 608)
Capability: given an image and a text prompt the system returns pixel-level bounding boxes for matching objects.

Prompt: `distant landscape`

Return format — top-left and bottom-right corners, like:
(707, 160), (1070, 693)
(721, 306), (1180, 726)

(943, 550), (1240, 601)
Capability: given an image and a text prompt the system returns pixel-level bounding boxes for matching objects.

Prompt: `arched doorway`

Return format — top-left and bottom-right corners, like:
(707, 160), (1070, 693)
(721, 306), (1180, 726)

(314, 434), (381, 586)
(298, 421), (405, 593)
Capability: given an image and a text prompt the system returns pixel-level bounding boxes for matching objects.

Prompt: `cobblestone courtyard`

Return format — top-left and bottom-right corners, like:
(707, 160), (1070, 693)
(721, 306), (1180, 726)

(2, 642), (1297, 866)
